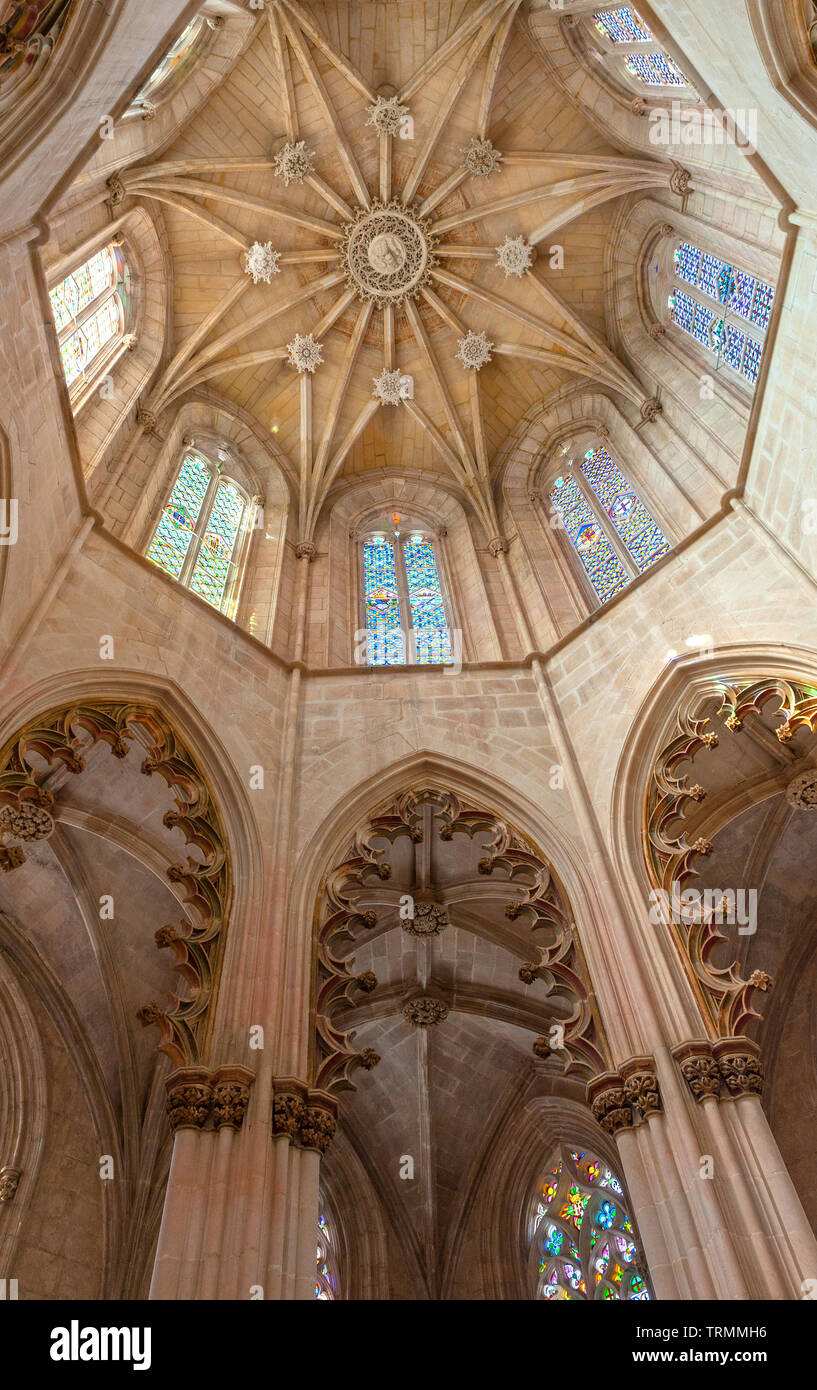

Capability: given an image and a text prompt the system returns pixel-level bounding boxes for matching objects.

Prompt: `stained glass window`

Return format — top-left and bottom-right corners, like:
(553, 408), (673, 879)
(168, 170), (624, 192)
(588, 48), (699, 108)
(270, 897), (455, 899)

(593, 8), (653, 43)
(361, 530), (452, 666)
(549, 473), (630, 605)
(403, 537), (452, 664)
(146, 452), (249, 614)
(625, 51), (688, 85)
(315, 1196), (337, 1300)
(49, 245), (123, 391)
(532, 1147), (651, 1301)
(669, 240), (773, 385)
(130, 15), (206, 111)
(580, 448), (670, 573)
(189, 480), (246, 609)
(591, 9), (691, 90)
(363, 537), (403, 666)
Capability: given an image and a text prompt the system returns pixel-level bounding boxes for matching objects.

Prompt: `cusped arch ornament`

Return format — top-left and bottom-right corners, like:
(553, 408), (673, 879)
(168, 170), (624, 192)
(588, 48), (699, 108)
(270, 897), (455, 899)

(313, 785), (609, 1094)
(644, 674), (817, 1036)
(0, 700), (230, 1068)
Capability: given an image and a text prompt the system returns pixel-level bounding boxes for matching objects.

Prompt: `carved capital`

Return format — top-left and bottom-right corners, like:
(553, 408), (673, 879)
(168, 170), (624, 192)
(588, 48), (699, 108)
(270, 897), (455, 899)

(713, 1038), (764, 1098)
(106, 174), (126, 209)
(272, 1080), (338, 1153)
(622, 1056), (662, 1119)
(0, 1167), (21, 1202)
(587, 1072), (633, 1136)
(300, 1105), (337, 1155)
(640, 396), (663, 423)
(211, 1065), (255, 1130)
(272, 1086), (307, 1140)
(165, 1068), (213, 1131)
(648, 323), (667, 341)
(294, 540), (317, 561)
(672, 1041), (721, 1102)
(488, 536), (509, 557)
(136, 403), (158, 434)
(631, 97), (649, 117)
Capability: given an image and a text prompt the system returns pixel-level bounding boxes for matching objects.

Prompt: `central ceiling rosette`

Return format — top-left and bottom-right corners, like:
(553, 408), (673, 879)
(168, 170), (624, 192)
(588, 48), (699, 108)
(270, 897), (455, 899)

(340, 200), (438, 310)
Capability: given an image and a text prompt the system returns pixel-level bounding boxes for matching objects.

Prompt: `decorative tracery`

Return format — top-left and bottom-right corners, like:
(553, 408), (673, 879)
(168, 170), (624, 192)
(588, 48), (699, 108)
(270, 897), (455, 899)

(531, 1146), (650, 1301)
(549, 446), (671, 605)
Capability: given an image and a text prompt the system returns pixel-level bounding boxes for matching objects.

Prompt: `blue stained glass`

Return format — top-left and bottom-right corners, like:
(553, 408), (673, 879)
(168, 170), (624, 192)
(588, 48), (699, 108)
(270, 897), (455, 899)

(740, 335), (763, 383)
(593, 7), (653, 42)
(749, 279), (774, 331)
(674, 242), (700, 287)
(669, 289), (695, 333)
(581, 448), (670, 572)
(625, 51), (688, 85)
(550, 473), (629, 604)
(190, 479), (245, 610)
(721, 322), (747, 373)
(728, 269), (754, 319)
(698, 251), (725, 300)
(403, 537), (452, 665)
(690, 297), (714, 347)
(363, 538), (403, 665)
(147, 453), (211, 580)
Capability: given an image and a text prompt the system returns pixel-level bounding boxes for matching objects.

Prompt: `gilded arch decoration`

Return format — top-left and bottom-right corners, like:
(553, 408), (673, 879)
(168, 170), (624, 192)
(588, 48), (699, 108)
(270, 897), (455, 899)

(0, 699), (230, 1068)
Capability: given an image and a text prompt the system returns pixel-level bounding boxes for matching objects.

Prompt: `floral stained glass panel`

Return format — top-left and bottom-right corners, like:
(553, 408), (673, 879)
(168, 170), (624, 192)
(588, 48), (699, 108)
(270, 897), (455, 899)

(550, 473), (630, 604)
(147, 453), (211, 581)
(363, 538), (402, 665)
(190, 479), (245, 610)
(402, 537), (451, 664)
(581, 449), (670, 573)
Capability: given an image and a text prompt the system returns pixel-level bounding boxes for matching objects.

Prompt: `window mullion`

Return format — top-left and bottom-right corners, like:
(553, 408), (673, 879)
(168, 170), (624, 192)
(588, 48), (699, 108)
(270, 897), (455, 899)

(394, 536), (413, 664)
(180, 470), (217, 587)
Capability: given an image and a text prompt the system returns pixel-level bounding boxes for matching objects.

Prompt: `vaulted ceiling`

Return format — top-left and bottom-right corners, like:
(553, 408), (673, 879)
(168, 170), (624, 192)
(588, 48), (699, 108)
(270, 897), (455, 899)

(124, 0), (671, 539)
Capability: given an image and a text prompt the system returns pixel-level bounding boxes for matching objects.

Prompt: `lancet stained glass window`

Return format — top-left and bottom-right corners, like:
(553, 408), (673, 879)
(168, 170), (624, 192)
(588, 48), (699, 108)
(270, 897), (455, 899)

(580, 448), (670, 572)
(147, 451), (249, 615)
(531, 1147), (651, 1301)
(550, 473), (630, 605)
(129, 15), (206, 112)
(669, 240), (773, 385)
(593, 8), (652, 43)
(49, 245), (123, 390)
(361, 530), (452, 666)
(315, 1197), (337, 1300)
(592, 8), (689, 86)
